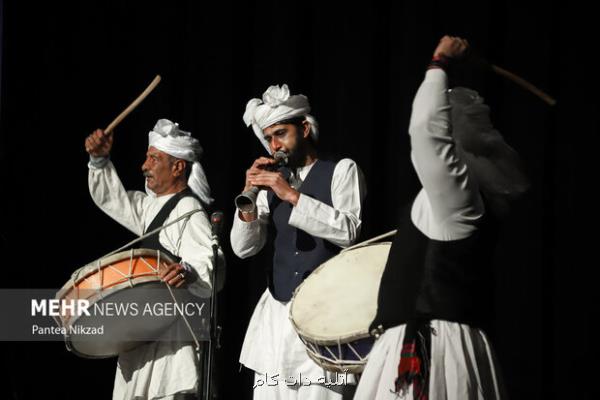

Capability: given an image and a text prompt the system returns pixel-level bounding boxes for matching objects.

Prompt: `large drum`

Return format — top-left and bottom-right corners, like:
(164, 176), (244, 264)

(290, 242), (391, 374)
(55, 248), (196, 358)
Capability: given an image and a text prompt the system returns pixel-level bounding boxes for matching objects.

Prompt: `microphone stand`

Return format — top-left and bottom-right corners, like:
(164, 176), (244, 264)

(201, 212), (223, 400)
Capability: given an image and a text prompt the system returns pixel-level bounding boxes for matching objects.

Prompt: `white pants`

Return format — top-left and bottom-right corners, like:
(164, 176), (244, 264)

(252, 372), (347, 400)
(241, 290), (355, 399)
(354, 321), (507, 400)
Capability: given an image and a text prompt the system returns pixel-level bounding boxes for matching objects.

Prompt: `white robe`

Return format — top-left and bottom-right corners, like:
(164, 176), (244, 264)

(88, 159), (224, 400)
(230, 158), (366, 399)
(354, 69), (507, 399)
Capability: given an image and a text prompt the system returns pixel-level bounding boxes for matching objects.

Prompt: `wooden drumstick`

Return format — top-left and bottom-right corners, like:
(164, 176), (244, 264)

(490, 64), (557, 106)
(470, 55), (556, 106)
(342, 229), (398, 253)
(104, 74), (162, 134)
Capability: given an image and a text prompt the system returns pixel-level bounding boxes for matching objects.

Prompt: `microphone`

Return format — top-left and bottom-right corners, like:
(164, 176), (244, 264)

(234, 151), (288, 212)
(210, 211), (224, 237)
(210, 211), (224, 247)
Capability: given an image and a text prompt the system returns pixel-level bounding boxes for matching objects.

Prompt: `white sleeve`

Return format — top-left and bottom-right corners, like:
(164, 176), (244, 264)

(409, 69), (483, 234)
(159, 197), (225, 298)
(230, 190), (270, 258)
(288, 158), (366, 248)
(88, 159), (148, 235)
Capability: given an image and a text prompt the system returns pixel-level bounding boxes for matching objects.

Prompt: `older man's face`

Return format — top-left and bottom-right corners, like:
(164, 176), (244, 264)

(142, 146), (179, 195)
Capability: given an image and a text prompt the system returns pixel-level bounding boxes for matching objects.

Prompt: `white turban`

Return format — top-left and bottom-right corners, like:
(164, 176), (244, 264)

(147, 119), (214, 206)
(449, 87), (529, 201)
(242, 84), (319, 154)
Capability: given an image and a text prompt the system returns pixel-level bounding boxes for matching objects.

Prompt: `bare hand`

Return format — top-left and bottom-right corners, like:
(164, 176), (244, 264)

(433, 35), (469, 59)
(244, 157), (278, 192)
(160, 263), (190, 288)
(249, 170), (299, 206)
(85, 129), (113, 157)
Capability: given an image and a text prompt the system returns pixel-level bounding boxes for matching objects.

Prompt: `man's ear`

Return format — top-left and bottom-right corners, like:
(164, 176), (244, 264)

(172, 159), (186, 177)
(302, 120), (311, 139)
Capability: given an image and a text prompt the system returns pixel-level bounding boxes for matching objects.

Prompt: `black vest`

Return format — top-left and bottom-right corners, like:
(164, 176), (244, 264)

(267, 159), (339, 301)
(138, 188), (204, 262)
(370, 204), (498, 333)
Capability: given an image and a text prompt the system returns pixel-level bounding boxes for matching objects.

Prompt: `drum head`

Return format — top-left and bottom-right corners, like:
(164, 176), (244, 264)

(290, 242), (391, 345)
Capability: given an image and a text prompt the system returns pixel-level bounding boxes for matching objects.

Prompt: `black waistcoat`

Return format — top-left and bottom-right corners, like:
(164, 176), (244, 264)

(267, 159), (340, 301)
(370, 204), (498, 333)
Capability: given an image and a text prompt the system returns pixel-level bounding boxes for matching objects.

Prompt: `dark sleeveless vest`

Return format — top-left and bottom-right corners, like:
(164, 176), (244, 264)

(137, 188), (204, 262)
(267, 159), (340, 302)
(370, 204), (498, 333)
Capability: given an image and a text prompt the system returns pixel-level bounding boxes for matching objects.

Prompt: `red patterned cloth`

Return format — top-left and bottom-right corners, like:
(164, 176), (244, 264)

(394, 322), (431, 400)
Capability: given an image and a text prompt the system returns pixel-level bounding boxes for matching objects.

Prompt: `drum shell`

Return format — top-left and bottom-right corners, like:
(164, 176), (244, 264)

(55, 249), (198, 359)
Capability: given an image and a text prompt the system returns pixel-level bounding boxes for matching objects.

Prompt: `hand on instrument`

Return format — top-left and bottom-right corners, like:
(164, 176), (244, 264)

(433, 35), (469, 60)
(160, 263), (191, 288)
(243, 157), (279, 192)
(249, 170), (300, 206)
(85, 129), (113, 157)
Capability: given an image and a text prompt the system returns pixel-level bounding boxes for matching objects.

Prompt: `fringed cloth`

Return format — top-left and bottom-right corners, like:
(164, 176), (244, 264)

(394, 320), (434, 399)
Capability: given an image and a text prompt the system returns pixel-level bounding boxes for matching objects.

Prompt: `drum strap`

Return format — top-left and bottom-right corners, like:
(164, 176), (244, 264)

(70, 207), (202, 285)
(138, 188), (204, 261)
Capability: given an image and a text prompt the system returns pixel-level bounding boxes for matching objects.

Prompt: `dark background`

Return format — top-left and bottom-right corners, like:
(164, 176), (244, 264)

(0, 1), (592, 399)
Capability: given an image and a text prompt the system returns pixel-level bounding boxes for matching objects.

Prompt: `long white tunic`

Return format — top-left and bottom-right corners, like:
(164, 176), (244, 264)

(354, 69), (506, 399)
(230, 158), (366, 398)
(88, 159), (224, 400)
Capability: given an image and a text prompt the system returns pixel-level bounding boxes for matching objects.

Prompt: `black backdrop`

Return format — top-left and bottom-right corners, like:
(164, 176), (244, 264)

(0, 1), (592, 399)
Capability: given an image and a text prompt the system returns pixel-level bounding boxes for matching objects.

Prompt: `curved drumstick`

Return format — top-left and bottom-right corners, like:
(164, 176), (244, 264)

(467, 55), (556, 106)
(490, 64), (557, 106)
(104, 74), (162, 133)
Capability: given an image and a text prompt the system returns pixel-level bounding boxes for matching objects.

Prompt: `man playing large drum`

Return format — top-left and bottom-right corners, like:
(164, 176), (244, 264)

(84, 119), (224, 400)
(230, 84), (367, 399)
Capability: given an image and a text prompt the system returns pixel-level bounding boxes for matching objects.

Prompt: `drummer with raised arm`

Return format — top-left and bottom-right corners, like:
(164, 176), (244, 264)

(354, 36), (528, 400)
(230, 84), (367, 399)
(85, 119), (225, 400)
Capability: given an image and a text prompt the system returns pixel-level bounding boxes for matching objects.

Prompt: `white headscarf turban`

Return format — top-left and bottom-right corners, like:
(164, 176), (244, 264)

(242, 84), (319, 154)
(449, 87), (529, 201)
(147, 119), (213, 205)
